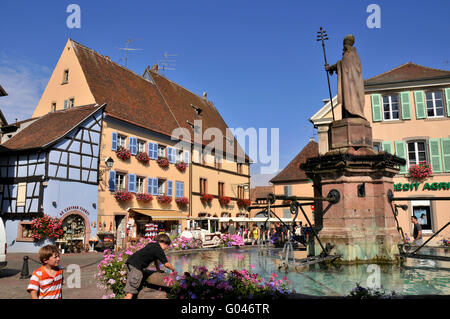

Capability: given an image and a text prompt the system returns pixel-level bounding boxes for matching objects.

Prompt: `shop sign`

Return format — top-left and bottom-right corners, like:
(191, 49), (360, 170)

(59, 206), (90, 216)
(394, 182), (450, 192)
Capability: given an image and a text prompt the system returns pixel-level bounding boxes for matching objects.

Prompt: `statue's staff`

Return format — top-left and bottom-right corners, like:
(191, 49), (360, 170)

(317, 27), (336, 121)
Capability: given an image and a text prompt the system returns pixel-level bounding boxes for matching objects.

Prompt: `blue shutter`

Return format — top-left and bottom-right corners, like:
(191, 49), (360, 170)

(184, 150), (190, 166)
(148, 142), (158, 160)
(176, 182), (184, 198)
(129, 137), (137, 155)
(168, 147), (175, 163)
(147, 178), (152, 194)
(151, 178), (158, 195)
(111, 132), (118, 151)
(167, 180), (173, 197)
(109, 170), (116, 191)
(128, 174), (136, 193)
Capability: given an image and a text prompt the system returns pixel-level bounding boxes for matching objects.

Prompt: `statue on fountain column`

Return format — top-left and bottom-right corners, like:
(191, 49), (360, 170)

(325, 35), (366, 120)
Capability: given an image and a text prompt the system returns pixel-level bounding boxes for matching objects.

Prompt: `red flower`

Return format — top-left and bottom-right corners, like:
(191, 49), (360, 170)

(157, 157), (170, 168)
(175, 161), (187, 172)
(136, 193), (153, 202)
(116, 147), (131, 161)
(201, 194), (214, 204)
(157, 195), (172, 204)
(219, 196), (231, 206)
(237, 198), (252, 208)
(114, 191), (134, 202)
(136, 152), (150, 164)
(176, 197), (189, 206)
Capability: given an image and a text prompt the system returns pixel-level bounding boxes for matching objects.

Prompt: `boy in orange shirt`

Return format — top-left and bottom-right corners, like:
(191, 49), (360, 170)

(27, 245), (64, 299)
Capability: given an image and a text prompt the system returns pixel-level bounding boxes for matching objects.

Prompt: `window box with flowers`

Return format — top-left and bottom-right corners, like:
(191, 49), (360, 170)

(157, 195), (172, 204)
(136, 152), (150, 164)
(175, 161), (187, 173)
(30, 215), (64, 241)
(237, 198), (252, 208)
(136, 193), (153, 202)
(116, 146), (131, 161)
(408, 161), (432, 180)
(219, 196), (231, 206)
(200, 194), (214, 204)
(114, 191), (134, 202)
(176, 197), (189, 206)
(157, 157), (170, 169)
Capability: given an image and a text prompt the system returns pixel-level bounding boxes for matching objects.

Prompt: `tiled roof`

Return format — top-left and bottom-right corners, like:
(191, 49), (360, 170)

(250, 186), (274, 202)
(71, 40), (249, 162)
(1, 104), (103, 151)
(364, 62), (450, 86)
(270, 140), (318, 183)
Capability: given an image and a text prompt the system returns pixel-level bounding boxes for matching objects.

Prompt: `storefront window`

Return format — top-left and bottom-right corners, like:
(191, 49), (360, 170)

(412, 200), (433, 232)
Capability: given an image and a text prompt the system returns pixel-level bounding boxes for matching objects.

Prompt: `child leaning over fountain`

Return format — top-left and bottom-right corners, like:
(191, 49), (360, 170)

(124, 233), (176, 299)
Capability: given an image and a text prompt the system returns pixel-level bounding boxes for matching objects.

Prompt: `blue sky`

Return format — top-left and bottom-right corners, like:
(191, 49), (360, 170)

(0, 0), (449, 185)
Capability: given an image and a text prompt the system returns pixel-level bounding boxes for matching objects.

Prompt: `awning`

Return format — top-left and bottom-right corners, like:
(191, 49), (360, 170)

(128, 208), (188, 221)
(219, 217), (295, 223)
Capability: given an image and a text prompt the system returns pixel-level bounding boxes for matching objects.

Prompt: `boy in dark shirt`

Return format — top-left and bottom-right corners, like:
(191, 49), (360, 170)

(411, 216), (423, 246)
(124, 233), (175, 299)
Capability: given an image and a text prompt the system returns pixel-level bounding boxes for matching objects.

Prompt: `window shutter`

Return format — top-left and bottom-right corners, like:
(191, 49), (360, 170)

(153, 178), (158, 195)
(167, 180), (173, 197)
(64, 100), (68, 109)
(429, 139), (442, 173)
(414, 91), (426, 119)
(441, 138), (450, 172)
(394, 141), (407, 174)
(371, 94), (382, 122)
(111, 132), (118, 151)
(109, 170), (116, 191)
(147, 178), (152, 194)
(148, 143), (158, 160)
(180, 182), (184, 197)
(184, 150), (190, 166)
(168, 147), (175, 163)
(400, 92), (412, 120)
(129, 137), (137, 155)
(382, 141), (393, 154)
(445, 88), (450, 117)
(128, 174), (136, 193)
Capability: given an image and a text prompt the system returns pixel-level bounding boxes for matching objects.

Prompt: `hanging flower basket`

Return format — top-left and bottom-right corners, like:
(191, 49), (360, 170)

(219, 196), (231, 206)
(175, 197), (189, 206)
(408, 161), (432, 180)
(237, 198), (252, 208)
(175, 161), (187, 172)
(136, 193), (153, 202)
(136, 152), (150, 164)
(157, 157), (170, 168)
(30, 215), (64, 241)
(116, 147), (131, 161)
(157, 195), (172, 204)
(201, 194), (214, 204)
(114, 191), (134, 202)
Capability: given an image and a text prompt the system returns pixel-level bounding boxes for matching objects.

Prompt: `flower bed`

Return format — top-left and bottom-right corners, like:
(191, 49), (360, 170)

(237, 198), (252, 208)
(157, 157), (170, 168)
(30, 215), (63, 241)
(201, 194), (214, 204)
(408, 161), (432, 180)
(116, 147), (131, 161)
(136, 193), (153, 202)
(136, 152), (150, 164)
(171, 236), (202, 250)
(163, 265), (295, 299)
(175, 161), (187, 172)
(175, 197), (189, 206)
(114, 191), (134, 202)
(219, 196), (231, 206)
(157, 195), (172, 204)
(220, 234), (245, 247)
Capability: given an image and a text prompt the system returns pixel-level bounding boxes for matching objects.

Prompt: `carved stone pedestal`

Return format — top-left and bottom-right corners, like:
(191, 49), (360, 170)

(330, 118), (372, 150)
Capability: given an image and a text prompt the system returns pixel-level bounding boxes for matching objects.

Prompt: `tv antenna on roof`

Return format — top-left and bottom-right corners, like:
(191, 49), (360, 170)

(157, 52), (177, 75)
(117, 39), (143, 67)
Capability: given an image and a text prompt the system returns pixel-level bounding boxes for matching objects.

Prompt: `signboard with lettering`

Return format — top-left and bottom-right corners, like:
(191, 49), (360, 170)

(59, 206), (90, 216)
(394, 182), (450, 192)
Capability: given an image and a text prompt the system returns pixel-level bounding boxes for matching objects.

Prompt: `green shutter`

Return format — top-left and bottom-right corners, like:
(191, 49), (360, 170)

(414, 91), (426, 119)
(441, 138), (450, 173)
(445, 88), (450, 117)
(394, 141), (407, 174)
(400, 92), (411, 120)
(382, 141), (393, 154)
(429, 138), (442, 173)
(371, 94), (382, 122)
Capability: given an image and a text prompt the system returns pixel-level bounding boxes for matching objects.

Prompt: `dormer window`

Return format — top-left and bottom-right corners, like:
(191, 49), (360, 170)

(62, 69), (69, 84)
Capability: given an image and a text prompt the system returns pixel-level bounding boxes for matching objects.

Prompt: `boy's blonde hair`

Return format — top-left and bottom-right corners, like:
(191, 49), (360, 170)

(38, 245), (60, 264)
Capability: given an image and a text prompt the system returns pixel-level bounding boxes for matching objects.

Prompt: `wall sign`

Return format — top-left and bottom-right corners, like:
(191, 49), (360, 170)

(394, 182), (450, 192)
(59, 205), (90, 216)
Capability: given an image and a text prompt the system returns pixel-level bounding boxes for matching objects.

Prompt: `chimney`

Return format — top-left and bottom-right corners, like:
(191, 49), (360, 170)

(151, 64), (159, 73)
(203, 92), (207, 99)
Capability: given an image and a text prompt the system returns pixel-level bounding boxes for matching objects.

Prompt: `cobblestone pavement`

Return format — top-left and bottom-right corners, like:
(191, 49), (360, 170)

(0, 253), (166, 299)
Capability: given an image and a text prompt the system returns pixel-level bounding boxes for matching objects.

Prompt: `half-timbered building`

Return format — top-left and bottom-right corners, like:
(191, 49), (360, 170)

(0, 104), (104, 252)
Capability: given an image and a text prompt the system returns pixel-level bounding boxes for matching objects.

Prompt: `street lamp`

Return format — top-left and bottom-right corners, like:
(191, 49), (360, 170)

(98, 157), (115, 184)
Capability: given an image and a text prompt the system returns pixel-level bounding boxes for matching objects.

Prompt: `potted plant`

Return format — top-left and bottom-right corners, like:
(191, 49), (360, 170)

(30, 215), (64, 241)
(237, 198), (252, 208)
(114, 191), (134, 202)
(408, 161), (432, 180)
(136, 152), (150, 164)
(157, 156), (170, 168)
(157, 195), (172, 204)
(136, 193), (153, 202)
(116, 146), (131, 161)
(201, 194), (214, 204)
(175, 197), (189, 206)
(175, 161), (187, 172)
(219, 196), (231, 206)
